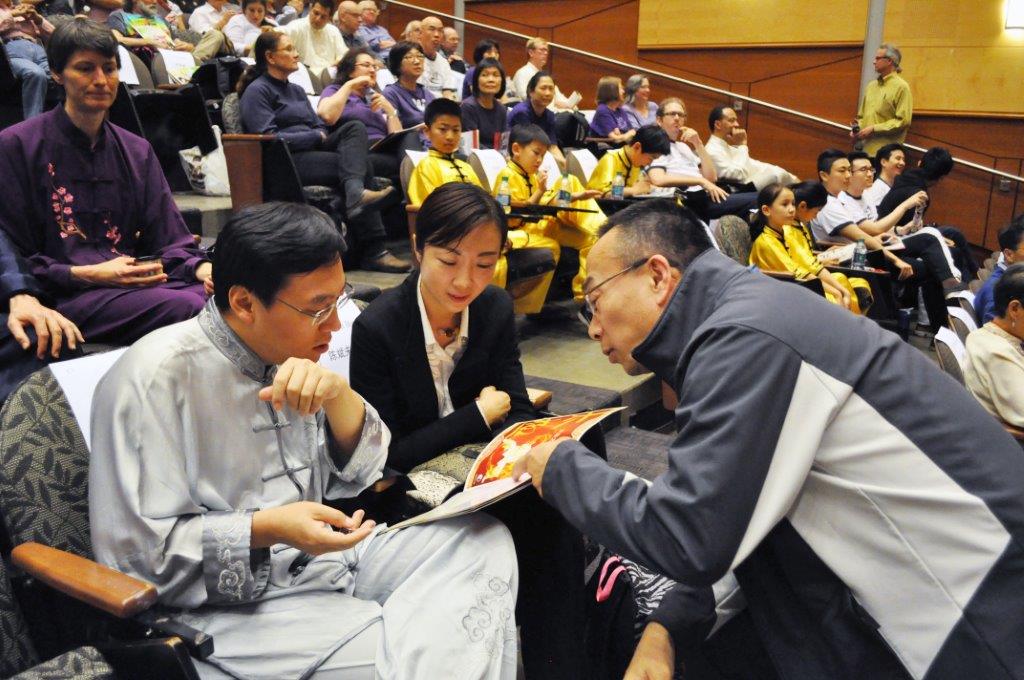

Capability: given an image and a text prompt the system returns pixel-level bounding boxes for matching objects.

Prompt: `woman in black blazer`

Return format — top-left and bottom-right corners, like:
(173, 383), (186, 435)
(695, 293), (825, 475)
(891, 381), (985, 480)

(351, 183), (588, 680)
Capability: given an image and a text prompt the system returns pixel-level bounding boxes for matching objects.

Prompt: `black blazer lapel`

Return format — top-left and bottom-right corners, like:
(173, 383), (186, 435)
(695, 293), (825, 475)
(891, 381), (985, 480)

(395, 274), (443, 429)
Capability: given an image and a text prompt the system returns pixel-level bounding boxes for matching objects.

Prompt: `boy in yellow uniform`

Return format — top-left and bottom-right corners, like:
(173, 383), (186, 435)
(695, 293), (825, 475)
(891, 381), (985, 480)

(407, 99), (558, 313)
(586, 125), (670, 197)
(493, 124), (605, 302)
(406, 99), (484, 206)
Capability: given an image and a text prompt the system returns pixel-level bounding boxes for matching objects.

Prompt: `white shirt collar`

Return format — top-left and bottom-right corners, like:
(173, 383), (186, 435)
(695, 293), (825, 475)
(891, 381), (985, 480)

(416, 277), (470, 350)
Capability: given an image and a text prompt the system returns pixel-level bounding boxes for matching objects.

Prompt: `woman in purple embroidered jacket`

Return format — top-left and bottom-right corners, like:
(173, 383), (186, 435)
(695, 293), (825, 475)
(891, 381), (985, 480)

(0, 19), (210, 345)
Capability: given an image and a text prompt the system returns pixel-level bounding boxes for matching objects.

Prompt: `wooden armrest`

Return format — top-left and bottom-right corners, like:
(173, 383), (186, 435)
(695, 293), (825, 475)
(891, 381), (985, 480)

(221, 133), (276, 142)
(12, 542), (158, 619)
(761, 270), (796, 280)
(527, 387), (552, 410)
(156, 83), (185, 91)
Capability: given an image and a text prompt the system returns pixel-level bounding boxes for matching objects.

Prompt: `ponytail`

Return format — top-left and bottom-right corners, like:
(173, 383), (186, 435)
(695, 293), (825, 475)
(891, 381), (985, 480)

(236, 30), (282, 95)
(748, 182), (786, 241)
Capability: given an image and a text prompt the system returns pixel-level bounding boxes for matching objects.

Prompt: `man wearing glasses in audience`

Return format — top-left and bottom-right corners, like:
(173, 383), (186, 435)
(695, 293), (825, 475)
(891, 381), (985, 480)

(90, 201), (520, 680)
(334, 0), (366, 50)
(646, 97), (757, 221)
(514, 198), (1024, 679)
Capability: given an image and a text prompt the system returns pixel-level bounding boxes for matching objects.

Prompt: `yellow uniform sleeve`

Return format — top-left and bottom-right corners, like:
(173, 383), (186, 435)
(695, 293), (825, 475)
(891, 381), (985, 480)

(406, 157), (443, 206)
(750, 228), (821, 280)
(587, 153), (618, 194)
(494, 166), (532, 201)
(781, 225), (824, 279)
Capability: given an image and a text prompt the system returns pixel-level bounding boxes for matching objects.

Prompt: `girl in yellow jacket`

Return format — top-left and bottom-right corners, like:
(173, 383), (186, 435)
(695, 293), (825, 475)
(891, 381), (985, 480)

(749, 182), (872, 315)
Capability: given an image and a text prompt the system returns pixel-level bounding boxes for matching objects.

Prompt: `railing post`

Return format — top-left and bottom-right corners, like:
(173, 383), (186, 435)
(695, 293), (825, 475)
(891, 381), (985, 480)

(453, 0), (465, 48)
(858, 0), (887, 117)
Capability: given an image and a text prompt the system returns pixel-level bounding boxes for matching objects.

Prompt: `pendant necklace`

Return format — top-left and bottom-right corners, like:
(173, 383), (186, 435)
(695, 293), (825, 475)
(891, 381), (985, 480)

(437, 313), (461, 339)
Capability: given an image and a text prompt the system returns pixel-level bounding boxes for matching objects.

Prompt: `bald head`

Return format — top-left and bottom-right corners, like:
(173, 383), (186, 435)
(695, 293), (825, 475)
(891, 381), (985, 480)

(441, 26), (459, 54)
(420, 15), (442, 54)
(336, 0), (360, 33)
(357, 0), (378, 23)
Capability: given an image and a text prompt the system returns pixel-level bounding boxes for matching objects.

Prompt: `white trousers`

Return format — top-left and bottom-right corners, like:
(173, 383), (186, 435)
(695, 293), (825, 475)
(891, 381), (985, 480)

(191, 513), (519, 680)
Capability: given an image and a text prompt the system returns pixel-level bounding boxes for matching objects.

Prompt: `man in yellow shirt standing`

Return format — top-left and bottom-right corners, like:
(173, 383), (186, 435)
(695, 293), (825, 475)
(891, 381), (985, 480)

(587, 125), (670, 197)
(493, 124), (605, 303)
(854, 43), (913, 158)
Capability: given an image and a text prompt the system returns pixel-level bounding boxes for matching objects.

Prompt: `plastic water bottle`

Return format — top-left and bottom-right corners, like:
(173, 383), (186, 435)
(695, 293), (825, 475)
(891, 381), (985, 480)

(496, 176), (511, 214)
(611, 172), (625, 200)
(557, 171), (572, 207)
(851, 239), (868, 270)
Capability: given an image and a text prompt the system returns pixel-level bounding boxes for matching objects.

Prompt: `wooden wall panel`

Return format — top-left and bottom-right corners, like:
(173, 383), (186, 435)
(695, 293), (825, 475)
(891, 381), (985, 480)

(638, 0), (868, 48)
(886, 0), (1024, 115)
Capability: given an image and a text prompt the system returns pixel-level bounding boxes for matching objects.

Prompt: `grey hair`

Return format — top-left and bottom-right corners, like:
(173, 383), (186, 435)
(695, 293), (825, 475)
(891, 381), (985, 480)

(598, 199), (711, 270)
(879, 42), (902, 71)
(624, 74), (647, 104)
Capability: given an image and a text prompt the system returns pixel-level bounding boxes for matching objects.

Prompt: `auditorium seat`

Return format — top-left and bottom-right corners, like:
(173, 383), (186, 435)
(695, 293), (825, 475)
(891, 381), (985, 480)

(0, 550), (116, 680)
(468, 148), (507, 190)
(947, 306), (977, 344)
(933, 327), (966, 385)
(0, 369), (210, 679)
(220, 93), (342, 215)
(566, 148), (598, 185)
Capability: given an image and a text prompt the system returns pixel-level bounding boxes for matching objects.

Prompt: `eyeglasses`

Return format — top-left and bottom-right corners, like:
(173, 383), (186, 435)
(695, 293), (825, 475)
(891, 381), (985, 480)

(873, 56), (891, 62)
(403, 53), (424, 62)
(853, 166), (875, 175)
(662, 111), (687, 118)
(578, 257), (650, 326)
(355, 61), (378, 70)
(276, 282), (354, 327)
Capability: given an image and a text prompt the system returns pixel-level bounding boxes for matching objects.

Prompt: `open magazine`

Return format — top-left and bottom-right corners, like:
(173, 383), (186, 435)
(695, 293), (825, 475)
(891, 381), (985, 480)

(380, 407), (623, 534)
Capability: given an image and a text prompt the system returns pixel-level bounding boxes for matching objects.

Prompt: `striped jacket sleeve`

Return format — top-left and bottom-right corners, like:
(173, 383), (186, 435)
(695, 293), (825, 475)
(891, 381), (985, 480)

(543, 324), (825, 587)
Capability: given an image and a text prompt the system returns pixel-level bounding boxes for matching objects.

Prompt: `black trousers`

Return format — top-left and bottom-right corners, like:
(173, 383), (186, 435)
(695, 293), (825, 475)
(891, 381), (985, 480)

(291, 121), (386, 253)
(684, 189), (758, 222)
(894, 232), (956, 330)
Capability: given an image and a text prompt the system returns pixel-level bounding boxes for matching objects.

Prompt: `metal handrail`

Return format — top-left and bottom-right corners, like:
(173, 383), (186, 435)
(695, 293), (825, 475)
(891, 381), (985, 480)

(387, 0), (1024, 184)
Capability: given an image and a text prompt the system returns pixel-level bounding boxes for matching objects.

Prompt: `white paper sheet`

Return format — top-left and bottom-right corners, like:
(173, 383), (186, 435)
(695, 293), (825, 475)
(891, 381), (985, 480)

(49, 348), (128, 450)
(118, 46), (140, 85)
(317, 298), (361, 381)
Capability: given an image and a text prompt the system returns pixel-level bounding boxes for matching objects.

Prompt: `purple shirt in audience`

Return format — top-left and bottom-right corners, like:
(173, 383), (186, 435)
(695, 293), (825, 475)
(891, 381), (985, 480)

(590, 103), (634, 137)
(621, 101), (657, 128)
(461, 65), (475, 100)
(0, 106), (207, 342)
(460, 97), (507, 151)
(320, 84), (389, 141)
(382, 82), (435, 129)
(240, 73), (325, 151)
(507, 101), (556, 141)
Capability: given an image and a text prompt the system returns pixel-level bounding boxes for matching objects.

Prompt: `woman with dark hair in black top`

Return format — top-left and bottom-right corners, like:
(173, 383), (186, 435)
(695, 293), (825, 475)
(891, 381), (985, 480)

(352, 182), (598, 680)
